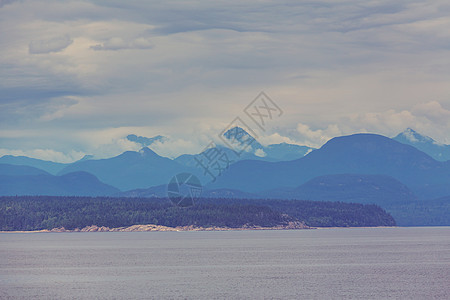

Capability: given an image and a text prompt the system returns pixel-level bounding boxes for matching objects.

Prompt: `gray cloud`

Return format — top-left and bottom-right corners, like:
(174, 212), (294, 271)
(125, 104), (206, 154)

(0, 0), (16, 8)
(91, 37), (153, 51)
(29, 35), (73, 54)
(1, 0), (450, 160)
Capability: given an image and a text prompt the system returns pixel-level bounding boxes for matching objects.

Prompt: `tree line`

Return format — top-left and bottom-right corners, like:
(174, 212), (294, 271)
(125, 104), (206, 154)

(0, 196), (395, 231)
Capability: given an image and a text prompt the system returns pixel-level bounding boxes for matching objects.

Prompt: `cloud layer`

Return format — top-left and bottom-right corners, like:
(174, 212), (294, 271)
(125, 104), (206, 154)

(1, 0), (450, 161)
(29, 35), (73, 54)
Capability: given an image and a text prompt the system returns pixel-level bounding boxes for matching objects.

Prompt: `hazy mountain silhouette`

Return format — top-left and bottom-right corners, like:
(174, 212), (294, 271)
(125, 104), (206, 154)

(213, 172), (446, 225)
(0, 170), (119, 196)
(0, 163), (50, 176)
(264, 174), (417, 205)
(175, 145), (259, 170)
(2, 131), (449, 226)
(2, 131), (450, 203)
(210, 133), (450, 199)
(393, 128), (450, 161)
(176, 127), (313, 171)
(0, 128), (313, 189)
(0, 156), (66, 174)
(58, 147), (190, 191)
(221, 126), (314, 162)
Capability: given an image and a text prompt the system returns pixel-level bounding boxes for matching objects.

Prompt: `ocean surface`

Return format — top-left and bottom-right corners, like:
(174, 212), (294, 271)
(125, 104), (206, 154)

(0, 227), (449, 299)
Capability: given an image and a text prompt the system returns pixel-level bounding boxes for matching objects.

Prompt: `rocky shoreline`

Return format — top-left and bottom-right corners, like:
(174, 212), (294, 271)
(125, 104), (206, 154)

(1, 221), (310, 233)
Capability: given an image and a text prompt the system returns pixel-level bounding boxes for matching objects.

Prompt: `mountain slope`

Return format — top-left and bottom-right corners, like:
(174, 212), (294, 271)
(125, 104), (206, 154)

(0, 163), (50, 176)
(0, 156), (66, 174)
(176, 127), (314, 172)
(0, 171), (119, 196)
(58, 147), (190, 191)
(221, 126), (314, 162)
(265, 174), (417, 205)
(175, 145), (261, 170)
(393, 128), (450, 161)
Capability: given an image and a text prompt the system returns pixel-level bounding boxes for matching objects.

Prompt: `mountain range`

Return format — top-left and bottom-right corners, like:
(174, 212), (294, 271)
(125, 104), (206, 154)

(57, 147), (189, 191)
(208, 133), (450, 197)
(175, 127), (314, 169)
(1, 128), (449, 225)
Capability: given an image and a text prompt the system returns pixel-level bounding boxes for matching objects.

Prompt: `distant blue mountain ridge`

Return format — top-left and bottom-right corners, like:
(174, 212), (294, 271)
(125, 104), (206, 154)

(57, 147), (189, 191)
(175, 127), (314, 168)
(0, 128), (448, 194)
(0, 156), (67, 175)
(1, 128), (449, 225)
(54, 128), (315, 190)
(0, 164), (119, 196)
(208, 132), (450, 199)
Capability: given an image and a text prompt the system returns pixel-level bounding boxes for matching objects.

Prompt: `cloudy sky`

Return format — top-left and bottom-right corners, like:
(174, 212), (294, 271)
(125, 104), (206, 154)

(1, 0), (450, 162)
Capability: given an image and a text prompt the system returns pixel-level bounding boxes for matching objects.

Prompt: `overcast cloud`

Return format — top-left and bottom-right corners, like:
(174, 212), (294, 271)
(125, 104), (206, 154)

(1, 0), (450, 162)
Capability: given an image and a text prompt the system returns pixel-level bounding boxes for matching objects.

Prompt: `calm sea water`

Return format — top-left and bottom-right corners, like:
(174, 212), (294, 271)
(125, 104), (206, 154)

(0, 227), (449, 299)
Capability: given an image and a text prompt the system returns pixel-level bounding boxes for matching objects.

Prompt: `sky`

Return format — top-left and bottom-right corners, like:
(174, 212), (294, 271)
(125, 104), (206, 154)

(1, 0), (450, 162)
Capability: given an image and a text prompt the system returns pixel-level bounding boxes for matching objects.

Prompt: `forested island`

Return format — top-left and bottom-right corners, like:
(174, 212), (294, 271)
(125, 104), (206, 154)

(0, 196), (396, 231)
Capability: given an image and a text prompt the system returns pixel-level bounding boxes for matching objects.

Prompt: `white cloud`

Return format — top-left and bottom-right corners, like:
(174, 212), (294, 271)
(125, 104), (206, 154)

(333, 101), (450, 144)
(0, 148), (84, 163)
(296, 123), (343, 147)
(148, 138), (200, 159)
(411, 101), (450, 125)
(257, 133), (299, 147)
(254, 148), (266, 157)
